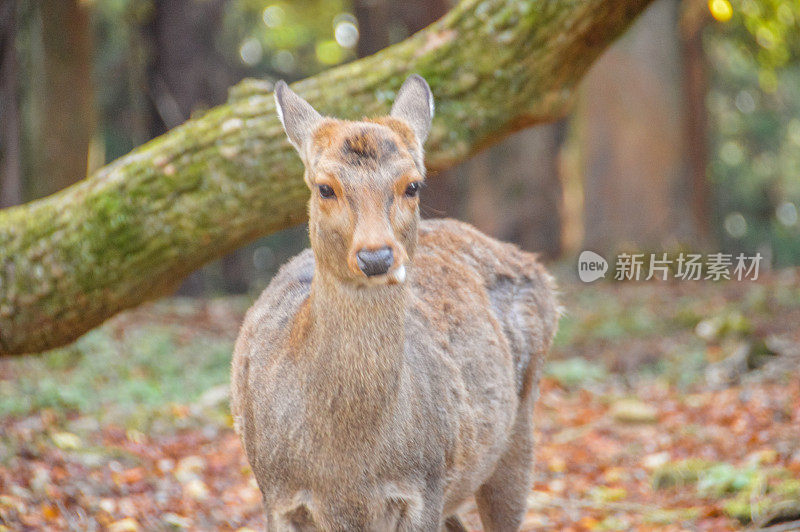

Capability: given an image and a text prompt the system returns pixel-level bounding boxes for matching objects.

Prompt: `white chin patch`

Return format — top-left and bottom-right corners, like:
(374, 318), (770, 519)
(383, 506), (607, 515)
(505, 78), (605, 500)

(391, 264), (406, 284)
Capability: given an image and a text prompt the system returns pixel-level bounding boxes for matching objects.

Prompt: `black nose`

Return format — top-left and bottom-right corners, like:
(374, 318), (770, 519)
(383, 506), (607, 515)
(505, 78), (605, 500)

(356, 246), (394, 277)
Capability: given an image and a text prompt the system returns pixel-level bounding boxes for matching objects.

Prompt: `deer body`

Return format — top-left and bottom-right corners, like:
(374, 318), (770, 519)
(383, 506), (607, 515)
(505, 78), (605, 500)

(231, 76), (559, 531)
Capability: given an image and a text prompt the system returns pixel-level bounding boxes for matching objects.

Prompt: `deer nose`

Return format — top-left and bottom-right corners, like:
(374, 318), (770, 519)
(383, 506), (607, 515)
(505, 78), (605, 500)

(356, 246), (394, 277)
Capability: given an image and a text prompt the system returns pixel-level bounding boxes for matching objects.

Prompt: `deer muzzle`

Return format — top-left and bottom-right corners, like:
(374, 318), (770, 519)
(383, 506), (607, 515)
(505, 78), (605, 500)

(356, 246), (394, 277)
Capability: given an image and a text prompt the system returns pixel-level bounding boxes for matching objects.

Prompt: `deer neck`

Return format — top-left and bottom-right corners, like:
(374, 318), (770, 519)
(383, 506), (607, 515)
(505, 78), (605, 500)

(299, 268), (408, 426)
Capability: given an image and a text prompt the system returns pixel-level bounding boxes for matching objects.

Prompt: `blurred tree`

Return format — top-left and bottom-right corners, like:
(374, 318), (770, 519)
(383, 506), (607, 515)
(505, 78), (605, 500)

(428, 121), (566, 259)
(353, 0), (392, 57)
(0, 0), (654, 355)
(682, 0), (712, 245)
(219, 0), (356, 79)
(353, 0), (451, 57)
(577, 0), (697, 254)
(143, 0), (237, 136)
(461, 124), (566, 258)
(0, 0), (22, 208)
(572, 0), (800, 260)
(30, 0), (95, 199)
(141, 0), (250, 294)
(704, 0), (800, 265)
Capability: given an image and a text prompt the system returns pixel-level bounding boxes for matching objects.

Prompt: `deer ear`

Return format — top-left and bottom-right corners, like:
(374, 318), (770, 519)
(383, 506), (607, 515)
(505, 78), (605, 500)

(274, 80), (323, 153)
(390, 74), (434, 145)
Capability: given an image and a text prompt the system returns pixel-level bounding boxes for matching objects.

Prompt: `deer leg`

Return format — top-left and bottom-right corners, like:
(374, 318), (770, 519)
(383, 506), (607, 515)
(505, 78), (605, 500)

(475, 396), (535, 532)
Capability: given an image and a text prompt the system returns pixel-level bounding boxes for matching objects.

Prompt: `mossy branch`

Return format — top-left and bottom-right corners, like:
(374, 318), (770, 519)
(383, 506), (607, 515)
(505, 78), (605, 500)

(0, 0), (653, 355)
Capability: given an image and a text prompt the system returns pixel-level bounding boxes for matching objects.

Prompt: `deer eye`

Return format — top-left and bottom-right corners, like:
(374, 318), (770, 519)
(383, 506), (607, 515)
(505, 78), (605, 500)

(318, 184), (336, 199)
(404, 181), (421, 198)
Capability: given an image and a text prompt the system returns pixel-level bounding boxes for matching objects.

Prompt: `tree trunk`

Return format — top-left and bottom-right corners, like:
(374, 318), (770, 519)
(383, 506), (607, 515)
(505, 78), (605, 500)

(354, 0), (392, 57)
(0, 0), (23, 208)
(354, 0), (452, 57)
(31, 0), (95, 199)
(680, 0), (711, 247)
(0, 0), (654, 355)
(144, 0), (234, 136)
(463, 124), (566, 258)
(427, 121), (566, 259)
(579, 0), (694, 254)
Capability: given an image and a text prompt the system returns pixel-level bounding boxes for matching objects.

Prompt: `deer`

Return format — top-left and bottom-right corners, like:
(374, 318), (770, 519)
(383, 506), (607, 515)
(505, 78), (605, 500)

(231, 74), (560, 531)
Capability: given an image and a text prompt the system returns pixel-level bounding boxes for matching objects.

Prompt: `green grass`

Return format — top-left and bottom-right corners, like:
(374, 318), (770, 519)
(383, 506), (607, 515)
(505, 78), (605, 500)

(653, 459), (800, 524)
(0, 325), (233, 424)
(545, 357), (608, 388)
(552, 292), (664, 349)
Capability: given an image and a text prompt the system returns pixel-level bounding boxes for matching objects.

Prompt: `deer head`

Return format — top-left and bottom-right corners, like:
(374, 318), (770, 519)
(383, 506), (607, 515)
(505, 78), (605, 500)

(274, 75), (434, 286)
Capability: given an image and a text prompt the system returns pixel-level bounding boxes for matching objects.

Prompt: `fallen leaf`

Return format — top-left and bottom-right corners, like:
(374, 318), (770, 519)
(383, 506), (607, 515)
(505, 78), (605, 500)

(610, 398), (658, 423)
(51, 431), (81, 450)
(108, 517), (139, 532)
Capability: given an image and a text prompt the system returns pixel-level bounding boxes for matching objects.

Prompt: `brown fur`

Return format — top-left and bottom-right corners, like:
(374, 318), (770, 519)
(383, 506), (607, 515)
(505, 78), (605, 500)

(368, 117), (417, 151)
(232, 96), (559, 531)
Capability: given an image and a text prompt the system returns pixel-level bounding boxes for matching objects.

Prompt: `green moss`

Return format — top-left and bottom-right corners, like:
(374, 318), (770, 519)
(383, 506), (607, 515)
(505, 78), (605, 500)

(651, 459), (800, 525)
(643, 507), (701, 525)
(722, 496), (754, 523)
(697, 463), (759, 497)
(723, 479), (800, 525)
(652, 459), (715, 490)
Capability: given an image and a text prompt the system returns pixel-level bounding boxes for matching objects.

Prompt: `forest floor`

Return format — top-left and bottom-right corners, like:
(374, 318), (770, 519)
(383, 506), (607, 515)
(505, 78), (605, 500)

(1, 269), (800, 531)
